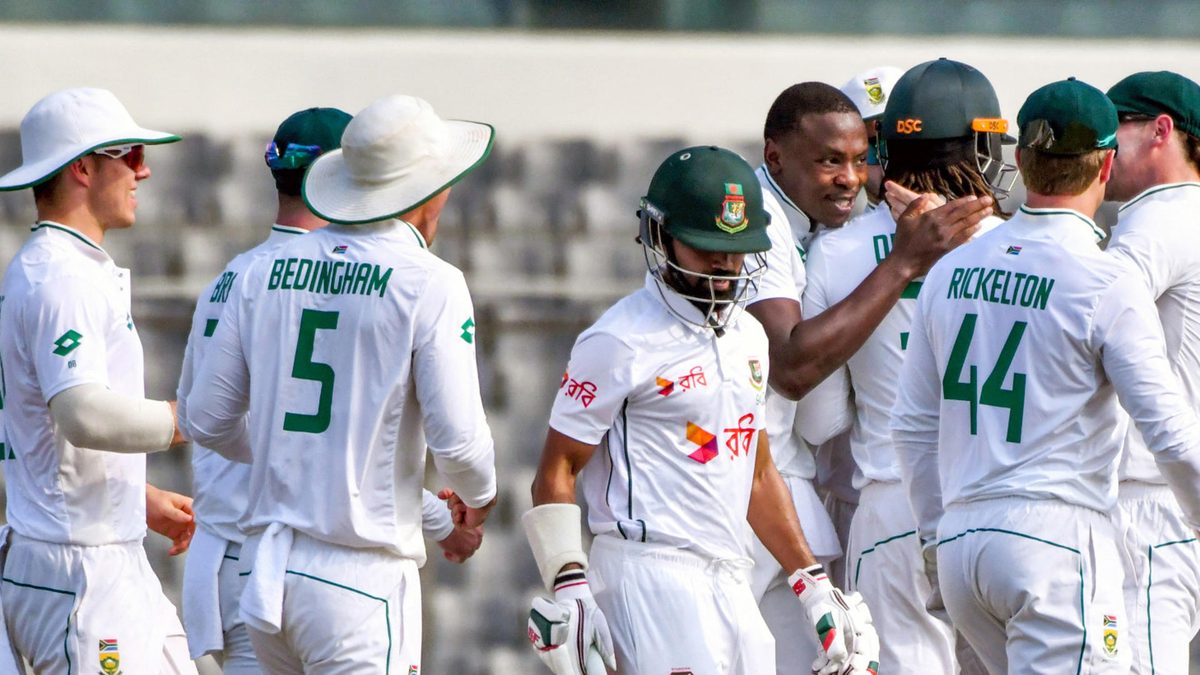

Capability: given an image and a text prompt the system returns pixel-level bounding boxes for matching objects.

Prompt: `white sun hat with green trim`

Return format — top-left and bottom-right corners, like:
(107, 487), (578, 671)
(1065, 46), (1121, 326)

(0, 87), (180, 191)
(302, 94), (494, 224)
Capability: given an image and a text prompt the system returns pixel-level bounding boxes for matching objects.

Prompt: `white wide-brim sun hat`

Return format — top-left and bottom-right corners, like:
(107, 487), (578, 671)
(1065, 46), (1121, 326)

(303, 94), (494, 225)
(0, 87), (180, 191)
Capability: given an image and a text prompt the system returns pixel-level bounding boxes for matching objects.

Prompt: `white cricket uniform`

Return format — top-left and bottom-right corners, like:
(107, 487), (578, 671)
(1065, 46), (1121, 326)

(186, 219), (496, 674)
(892, 205), (1200, 674)
(748, 164), (842, 673)
(552, 273), (773, 675)
(0, 222), (194, 674)
(177, 225), (456, 672)
(1106, 182), (1200, 675)
(797, 207), (1004, 672)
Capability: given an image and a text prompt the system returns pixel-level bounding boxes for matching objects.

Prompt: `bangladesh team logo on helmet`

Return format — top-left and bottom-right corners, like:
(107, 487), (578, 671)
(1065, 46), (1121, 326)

(638, 146), (771, 331)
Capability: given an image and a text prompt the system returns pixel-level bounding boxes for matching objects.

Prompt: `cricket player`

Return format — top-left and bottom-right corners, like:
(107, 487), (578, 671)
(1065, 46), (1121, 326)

(177, 106), (484, 672)
(185, 94), (498, 673)
(0, 88), (197, 674)
(1103, 70), (1200, 674)
(892, 77), (1200, 674)
(747, 79), (993, 673)
(523, 145), (879, 675)
(840, 66), (905, 210)
(796, 58), (1013, 673)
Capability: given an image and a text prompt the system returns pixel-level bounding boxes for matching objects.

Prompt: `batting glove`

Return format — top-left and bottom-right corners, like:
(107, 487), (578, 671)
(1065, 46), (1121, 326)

(921, 542), (949, 624)
(844, 593), (880, 675)
(527, 570), (616, 675)
(790, 564), (858, 674)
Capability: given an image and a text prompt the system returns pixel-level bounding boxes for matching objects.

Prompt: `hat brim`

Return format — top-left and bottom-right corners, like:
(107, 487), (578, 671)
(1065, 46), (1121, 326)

(675, 226), (772, 254)
(0, 129), (180, 191)
(302, 120), (495, 225)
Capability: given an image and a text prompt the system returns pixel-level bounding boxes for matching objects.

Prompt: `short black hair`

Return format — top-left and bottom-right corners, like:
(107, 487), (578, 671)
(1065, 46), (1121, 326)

(273, 169), (305, 197)
(764, 82), (860, 141)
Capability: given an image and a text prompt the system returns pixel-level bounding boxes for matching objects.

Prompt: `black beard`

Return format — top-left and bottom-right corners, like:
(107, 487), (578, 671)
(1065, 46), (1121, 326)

(664, 266), (738, 306)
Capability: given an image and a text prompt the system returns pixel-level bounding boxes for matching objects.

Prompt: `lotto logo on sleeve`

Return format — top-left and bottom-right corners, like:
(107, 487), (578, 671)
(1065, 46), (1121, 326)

(52, 329), (82, 356)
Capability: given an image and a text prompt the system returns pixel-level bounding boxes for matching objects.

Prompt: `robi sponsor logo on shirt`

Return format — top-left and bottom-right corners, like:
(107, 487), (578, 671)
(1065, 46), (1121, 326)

(560, 371), (598, 408)
(685, 413), (755, 464)
(655, 365), (708, 397)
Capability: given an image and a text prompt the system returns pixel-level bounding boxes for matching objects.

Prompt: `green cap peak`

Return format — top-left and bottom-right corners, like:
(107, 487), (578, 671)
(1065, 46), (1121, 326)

(643, 146), (770, 253)
(1018, 78), (1117, 155)
(1107, 71), (1200, 139)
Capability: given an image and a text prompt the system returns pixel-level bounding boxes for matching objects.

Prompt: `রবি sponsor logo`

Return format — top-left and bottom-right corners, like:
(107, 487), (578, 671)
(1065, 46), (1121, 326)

(564, 377), (598, 408)
(656, 365), (708, 396)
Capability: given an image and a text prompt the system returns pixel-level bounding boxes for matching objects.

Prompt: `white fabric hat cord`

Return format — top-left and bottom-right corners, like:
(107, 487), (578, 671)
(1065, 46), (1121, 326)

(303, 94), (494, 225)
(0, 87), (179, 191)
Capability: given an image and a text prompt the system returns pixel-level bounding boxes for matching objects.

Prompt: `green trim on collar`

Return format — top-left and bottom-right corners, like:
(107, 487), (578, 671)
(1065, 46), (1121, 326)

(271, 224), (307, 236)
(1018, 205), (1106, 242)
(1117, 182), (1200, 213)
(31, 221), (105, 252)
(402, 221), (428, 249)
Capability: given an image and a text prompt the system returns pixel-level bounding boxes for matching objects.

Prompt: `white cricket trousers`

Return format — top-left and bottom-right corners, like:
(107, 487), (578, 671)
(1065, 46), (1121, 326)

(588, 535), (774, 675)
(244, 532), (421, 674)
(1115, 482), (1200, 675)
(0, 531), (196, 674)
(846, 480), (957, 674)
(937, 497), (1130, 675)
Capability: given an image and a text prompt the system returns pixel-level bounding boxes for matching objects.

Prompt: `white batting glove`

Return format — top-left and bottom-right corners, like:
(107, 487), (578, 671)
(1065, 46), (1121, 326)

(844, 593), (880, 675)
(789, 564), (858, 674)
(527, 570), (616, 675)
(921, 542), (949, 624)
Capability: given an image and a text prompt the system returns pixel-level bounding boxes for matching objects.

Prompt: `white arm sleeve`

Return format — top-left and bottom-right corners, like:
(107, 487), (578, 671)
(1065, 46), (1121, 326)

(1096, 272), (1200, 529)
(422, 489), (454, 542)
(49, 383), (174, 453)
(185, 290), (253, 464)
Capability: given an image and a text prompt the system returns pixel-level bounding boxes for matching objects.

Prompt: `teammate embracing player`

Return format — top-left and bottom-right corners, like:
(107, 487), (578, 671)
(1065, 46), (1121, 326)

(523, 146), (879, 675)
(797, 58), (1012, 673)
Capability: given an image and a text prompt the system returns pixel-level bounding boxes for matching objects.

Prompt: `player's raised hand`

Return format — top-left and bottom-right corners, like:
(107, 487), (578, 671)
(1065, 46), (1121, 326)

(527, 569), (616, 675)
(437, 524), (483, 563)
(886, 180), (994, 278)
(146, 483), (195, 556)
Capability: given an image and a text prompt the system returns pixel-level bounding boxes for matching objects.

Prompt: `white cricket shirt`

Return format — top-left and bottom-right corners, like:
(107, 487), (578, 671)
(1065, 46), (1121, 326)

(186, 219), (496, 563)
(891, 206), (1200, 541)
(551, 273), (770, 561)
(1107, 182), (1200, 485)
(799, 207), (1002, 487)
(0, 223), (147, 545)
(177, 225), (305, 544)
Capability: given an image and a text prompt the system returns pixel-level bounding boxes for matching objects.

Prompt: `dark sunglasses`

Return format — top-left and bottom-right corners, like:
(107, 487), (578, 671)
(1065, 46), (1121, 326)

(265, 142), (323, 170)
(92, 144), (146, 171)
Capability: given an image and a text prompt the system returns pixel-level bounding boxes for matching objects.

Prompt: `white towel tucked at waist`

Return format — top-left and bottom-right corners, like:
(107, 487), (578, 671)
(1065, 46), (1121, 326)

(0, 526), (21, 673)
(238, 522), (294, 635)
(182, 526), (229, 659)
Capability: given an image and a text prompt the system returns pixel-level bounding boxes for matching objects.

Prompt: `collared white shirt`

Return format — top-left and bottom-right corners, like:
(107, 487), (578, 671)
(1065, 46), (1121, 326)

(1107, 182), (1200, 484)
(550, 273), (770, 561)
(186, 220), (496, 563)
(178, 224), (306, 544)
(0, 222), (147, 545)
(891, 205), (1200, 542)
(799, 207), (1002, 487)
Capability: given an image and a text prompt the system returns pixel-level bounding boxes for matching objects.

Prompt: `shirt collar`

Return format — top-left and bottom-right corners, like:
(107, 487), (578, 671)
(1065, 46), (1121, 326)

(267, 223), (307, 244)
(1012, 204), (1107, 248)
(757, 163), (816, 235)
(1116, 181), (1200, 215)
(324, 218), (429, 250)
(30, 221), (113, 264)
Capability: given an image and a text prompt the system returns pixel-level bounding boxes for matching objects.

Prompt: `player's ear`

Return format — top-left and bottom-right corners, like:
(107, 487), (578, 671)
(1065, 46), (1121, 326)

(65, 157), (93, 188)
(1152, 113), (1174, 146)
(1099, 149), (1116, 183)
(764, 137), (782, 175)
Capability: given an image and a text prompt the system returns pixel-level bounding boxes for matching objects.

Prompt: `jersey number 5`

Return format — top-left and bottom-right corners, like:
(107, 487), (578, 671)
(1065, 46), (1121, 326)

(284, 309), (339, 434)
(942, 313), (1027, 443)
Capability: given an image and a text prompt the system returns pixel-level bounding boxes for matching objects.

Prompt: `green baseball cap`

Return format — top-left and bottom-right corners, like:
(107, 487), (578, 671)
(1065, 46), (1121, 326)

(1107, 71), (1200, 139)
(882, 58), (1011, 142)
(642, 146), (770, 253)
(267, 107), (352, 195)
(1018, 77), (1118, 155)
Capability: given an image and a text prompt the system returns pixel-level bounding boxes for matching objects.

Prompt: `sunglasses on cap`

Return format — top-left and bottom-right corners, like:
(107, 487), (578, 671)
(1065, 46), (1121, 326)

(265, 142), (323, 170)
(92, 144), (146, 171)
